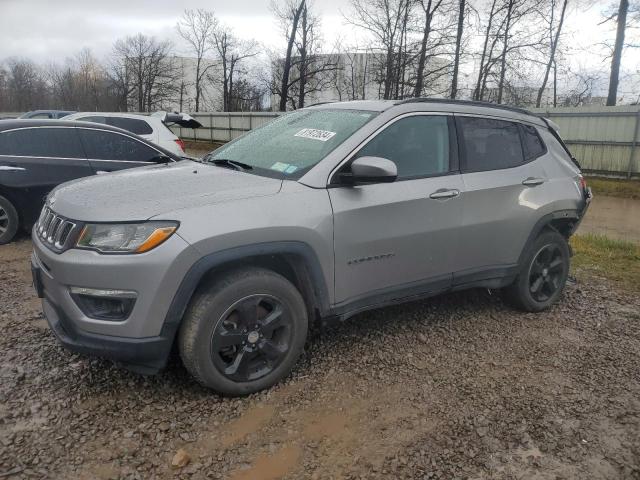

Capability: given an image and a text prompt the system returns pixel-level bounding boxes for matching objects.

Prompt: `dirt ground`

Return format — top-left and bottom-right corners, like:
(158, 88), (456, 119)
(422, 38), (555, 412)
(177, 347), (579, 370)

(1, 236), (639, 480)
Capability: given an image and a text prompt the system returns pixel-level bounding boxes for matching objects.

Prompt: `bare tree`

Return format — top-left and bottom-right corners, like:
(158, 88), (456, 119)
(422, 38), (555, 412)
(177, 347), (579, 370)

(109, 34), (177, 112)
(606, 0), (629, 105)
(473, 0), (504, 100)
(536, 0), (568, 107)
(211, 24), (258, 111)
(176, 9), (217, 112)
(346, 0), (414, 99)
(272, 0), (307, 111)
(414, 0), (444, 97)
(2, 58), (49, 111)
(450, 0), (466, 98)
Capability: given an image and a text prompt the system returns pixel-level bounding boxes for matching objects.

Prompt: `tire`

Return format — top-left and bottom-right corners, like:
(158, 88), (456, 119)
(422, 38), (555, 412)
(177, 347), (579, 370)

(504, 230), (570, 312)
(0, 195), (19, 245)
(178, 267), (308, 396)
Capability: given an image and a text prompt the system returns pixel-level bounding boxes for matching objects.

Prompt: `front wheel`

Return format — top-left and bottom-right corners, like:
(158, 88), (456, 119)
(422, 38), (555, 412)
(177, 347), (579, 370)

(504, 230), (570, 312)
(0, 195), (19, 245)
(178, 267), (308, 396)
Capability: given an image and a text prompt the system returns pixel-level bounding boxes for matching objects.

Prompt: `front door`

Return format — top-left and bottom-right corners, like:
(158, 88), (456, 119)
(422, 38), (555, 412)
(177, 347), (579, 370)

(0, 126), (92, 224)
(328, 114), (464, 309)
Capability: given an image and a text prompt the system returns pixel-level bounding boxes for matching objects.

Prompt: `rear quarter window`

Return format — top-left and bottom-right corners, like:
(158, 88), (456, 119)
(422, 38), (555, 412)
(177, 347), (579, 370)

(106, 117), (153, 135)
(521, 124), (546, 160)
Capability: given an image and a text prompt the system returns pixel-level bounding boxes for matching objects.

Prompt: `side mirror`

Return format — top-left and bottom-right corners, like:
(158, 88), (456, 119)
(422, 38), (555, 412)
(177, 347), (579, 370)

(343, 156), (397, 185)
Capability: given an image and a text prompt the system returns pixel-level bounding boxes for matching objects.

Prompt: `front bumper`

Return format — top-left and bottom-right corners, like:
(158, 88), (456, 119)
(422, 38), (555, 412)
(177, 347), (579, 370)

(40, 294), (172, 374)
(31, 228), (200, 373)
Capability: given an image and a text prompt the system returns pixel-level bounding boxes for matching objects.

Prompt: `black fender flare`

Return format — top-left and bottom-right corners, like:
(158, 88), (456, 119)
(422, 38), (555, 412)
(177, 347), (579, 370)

(516, 209), (581, 268)
(159, 241), (331, 340)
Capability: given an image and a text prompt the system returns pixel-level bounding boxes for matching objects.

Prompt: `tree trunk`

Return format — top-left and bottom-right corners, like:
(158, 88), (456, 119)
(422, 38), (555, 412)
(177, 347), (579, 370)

(195, 56), (202, 112)
(473, 0), (498, 100)
(497, 0), (515, 104)
(536, 0), (567, 108)
(606, 0), (628, 106)
(279, 0), (306, 111)
(450, 0), (466, 99)
(298, 5), (308, 109)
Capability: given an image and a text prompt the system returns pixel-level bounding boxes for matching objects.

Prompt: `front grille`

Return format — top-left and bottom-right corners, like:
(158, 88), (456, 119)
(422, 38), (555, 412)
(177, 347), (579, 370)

(36, 206), (80, 252)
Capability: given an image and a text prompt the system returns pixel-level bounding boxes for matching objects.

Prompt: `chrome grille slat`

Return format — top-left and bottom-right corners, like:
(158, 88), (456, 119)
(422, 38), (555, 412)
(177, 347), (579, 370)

(36, 206), (78, 253)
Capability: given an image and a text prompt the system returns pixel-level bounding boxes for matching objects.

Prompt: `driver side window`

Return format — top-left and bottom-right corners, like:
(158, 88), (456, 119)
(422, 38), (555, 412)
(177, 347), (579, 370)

(353, 115), (451, 179)
(354, 115), (449, 180)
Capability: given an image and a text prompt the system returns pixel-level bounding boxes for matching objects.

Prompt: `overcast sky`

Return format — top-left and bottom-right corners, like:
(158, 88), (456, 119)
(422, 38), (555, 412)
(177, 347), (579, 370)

(1, 0), (638, 93)
(0, 0), (352, 62)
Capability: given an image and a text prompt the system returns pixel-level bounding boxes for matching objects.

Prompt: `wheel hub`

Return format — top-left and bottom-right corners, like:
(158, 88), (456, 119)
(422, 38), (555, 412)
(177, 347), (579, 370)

(247, 330), (260, 344)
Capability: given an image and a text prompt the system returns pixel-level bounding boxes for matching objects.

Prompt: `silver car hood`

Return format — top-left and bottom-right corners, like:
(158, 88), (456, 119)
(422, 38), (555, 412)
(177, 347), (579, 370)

(49, 161), (283, 222)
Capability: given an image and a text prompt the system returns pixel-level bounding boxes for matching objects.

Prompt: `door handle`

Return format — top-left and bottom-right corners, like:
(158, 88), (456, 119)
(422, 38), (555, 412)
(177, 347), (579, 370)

(429, 189), (460, 200)
(0, 166), (26, 172)
(522, 177), (545, 186)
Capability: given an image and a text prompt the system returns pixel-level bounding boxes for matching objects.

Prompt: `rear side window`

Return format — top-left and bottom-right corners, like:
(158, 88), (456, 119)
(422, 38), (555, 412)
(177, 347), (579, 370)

(458, 117), (524, 172)
(0, 127), (85, 158)
(354, 115), (451, 179)
(78, 116), (107, 124)
(78, 129), (160, 162)
(106, 117), (153, 135)
(521, 124), (546, 160)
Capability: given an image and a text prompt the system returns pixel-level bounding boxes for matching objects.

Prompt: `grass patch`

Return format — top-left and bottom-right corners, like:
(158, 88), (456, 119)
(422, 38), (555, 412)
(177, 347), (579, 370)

(570, 233), (640, 292)
(585, 176), (640, 200)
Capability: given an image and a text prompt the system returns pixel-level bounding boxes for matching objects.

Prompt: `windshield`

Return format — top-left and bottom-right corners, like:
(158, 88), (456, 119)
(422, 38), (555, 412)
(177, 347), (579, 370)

(207, 109), (376, 179)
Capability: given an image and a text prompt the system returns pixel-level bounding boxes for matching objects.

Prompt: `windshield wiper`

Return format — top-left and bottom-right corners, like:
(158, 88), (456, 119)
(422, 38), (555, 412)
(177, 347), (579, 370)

(209, 158), (253, 171)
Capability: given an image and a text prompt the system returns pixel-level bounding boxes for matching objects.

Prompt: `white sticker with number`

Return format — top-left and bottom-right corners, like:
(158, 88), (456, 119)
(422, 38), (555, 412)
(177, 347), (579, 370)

(294, 128), (337, 142)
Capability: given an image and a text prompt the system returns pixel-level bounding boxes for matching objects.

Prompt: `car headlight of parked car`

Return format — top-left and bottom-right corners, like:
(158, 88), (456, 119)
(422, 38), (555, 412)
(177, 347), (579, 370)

(76, 221), (178, 254)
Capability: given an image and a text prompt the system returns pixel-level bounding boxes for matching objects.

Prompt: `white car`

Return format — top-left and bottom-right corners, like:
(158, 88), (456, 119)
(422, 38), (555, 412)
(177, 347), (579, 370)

(60, 112), (201, 156)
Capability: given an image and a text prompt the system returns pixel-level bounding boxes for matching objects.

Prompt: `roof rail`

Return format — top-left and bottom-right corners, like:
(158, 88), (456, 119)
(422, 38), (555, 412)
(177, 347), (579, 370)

(396, 98), (538, 118)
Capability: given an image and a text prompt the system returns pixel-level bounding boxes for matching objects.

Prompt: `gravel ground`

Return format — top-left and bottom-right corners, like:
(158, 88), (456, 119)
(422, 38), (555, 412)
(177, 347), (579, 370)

(1, 237), (639, 479)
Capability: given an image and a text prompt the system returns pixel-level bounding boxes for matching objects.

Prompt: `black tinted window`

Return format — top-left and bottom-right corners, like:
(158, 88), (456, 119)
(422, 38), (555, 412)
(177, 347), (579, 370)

(106, 117), (153, 135)
(0, 127), (85, 158)
(354, 116), (450, 179)
(78, 116), (107, 124)
(78, 129), (160, 162)
(459, 117), (524, 171)
(521, 124), (546, 160)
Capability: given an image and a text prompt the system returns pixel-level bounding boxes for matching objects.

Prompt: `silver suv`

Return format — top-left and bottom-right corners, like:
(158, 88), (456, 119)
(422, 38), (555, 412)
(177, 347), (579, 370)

(31, 100), (591, 395)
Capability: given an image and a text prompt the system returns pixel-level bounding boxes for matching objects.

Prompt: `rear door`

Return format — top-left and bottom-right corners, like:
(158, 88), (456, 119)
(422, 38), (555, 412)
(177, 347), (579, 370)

(77, 127), (168, 174)
(0, 126), (92, 224)
(454, 115), (548, 281)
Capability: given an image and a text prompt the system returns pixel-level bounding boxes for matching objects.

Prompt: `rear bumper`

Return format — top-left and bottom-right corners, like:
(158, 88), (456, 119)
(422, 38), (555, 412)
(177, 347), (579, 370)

(41, 294), (172, 374)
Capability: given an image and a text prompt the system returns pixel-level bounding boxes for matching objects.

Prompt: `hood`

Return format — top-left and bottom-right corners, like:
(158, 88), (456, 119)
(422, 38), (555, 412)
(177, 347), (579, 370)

(49, 161), (283, 222)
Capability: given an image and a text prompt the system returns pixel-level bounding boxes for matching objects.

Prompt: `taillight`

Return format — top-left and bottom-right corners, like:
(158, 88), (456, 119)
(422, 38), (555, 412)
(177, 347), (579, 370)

(578, 175), (587, 191)
(174, 139), (185, 152)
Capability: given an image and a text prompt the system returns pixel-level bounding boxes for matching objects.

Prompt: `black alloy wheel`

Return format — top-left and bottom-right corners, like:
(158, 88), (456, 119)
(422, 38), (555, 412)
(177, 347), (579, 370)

(210, 294), (292, 382)
(528, 244), (567, 302)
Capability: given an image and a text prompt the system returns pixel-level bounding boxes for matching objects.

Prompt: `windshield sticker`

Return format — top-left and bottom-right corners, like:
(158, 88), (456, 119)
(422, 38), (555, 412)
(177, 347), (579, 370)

(284, 165), (298, 174)
(270, 162), (290, 172)
(294, 128), (337, 142)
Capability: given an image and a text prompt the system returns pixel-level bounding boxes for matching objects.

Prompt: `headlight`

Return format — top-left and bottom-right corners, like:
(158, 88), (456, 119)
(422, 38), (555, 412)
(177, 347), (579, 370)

(76, 221), (178, 254)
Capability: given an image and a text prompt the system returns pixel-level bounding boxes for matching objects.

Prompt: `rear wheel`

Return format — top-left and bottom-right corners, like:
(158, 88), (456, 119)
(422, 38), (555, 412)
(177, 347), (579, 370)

(0, 195), (19, 245)
(505, 230), (570, 312)
(178, 268), (308, 396)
